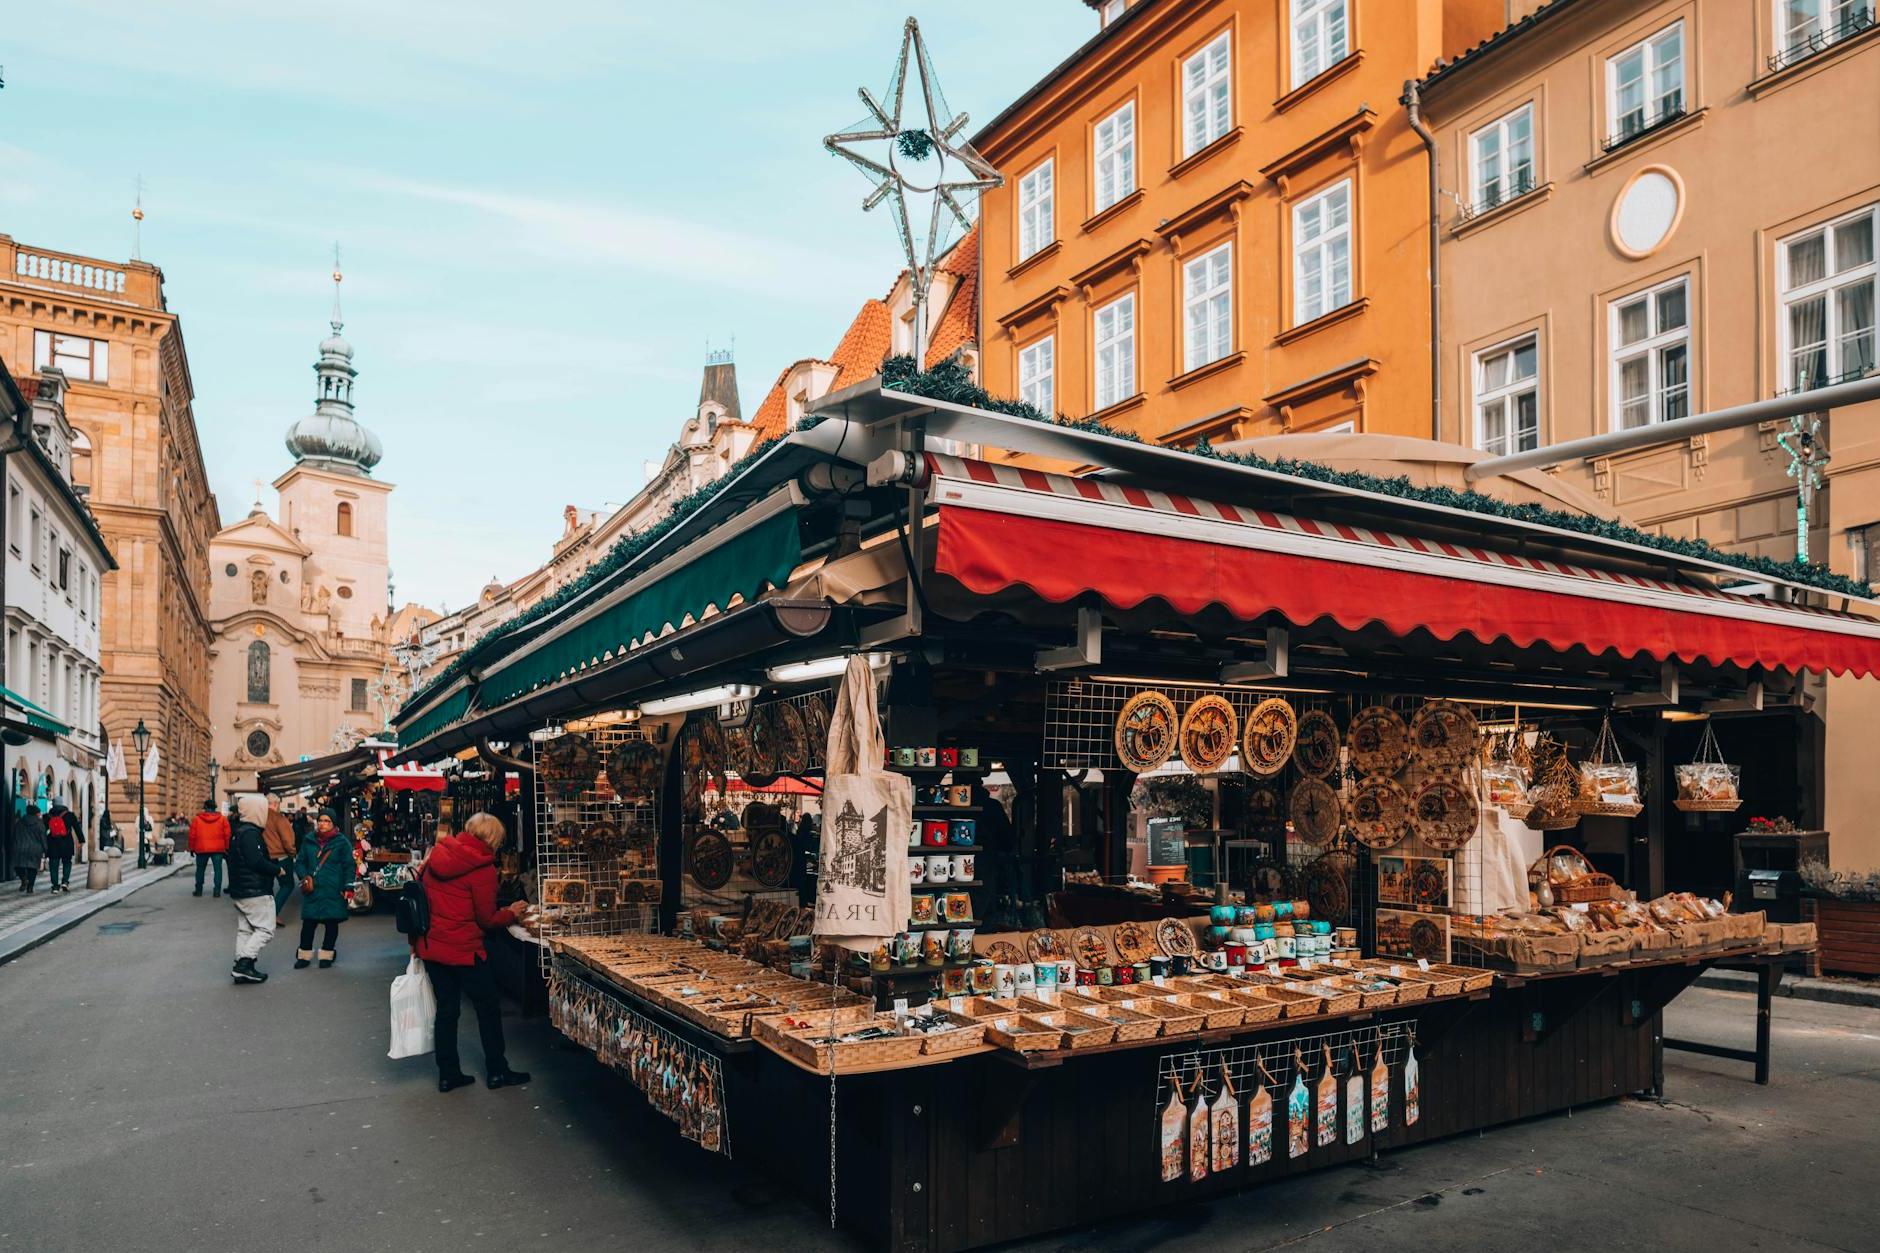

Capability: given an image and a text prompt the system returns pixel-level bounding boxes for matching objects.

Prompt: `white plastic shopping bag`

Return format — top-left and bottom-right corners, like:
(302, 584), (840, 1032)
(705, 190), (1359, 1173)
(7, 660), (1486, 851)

(388, 955), (436, 1059)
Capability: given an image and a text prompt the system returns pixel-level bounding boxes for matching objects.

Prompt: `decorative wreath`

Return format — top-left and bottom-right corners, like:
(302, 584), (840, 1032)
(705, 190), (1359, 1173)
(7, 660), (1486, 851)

(1114, 691), (1178, 773)
(1179, 695), (1238, 774)
(1292, 709), (1341, 778)
(1241, 697), (1298, 777)
(1350, 775), (1411, 849)
(1349, 706), (1411, 776)
(1288, 777), (1342, 846)
(1410, 700), (1478, 771)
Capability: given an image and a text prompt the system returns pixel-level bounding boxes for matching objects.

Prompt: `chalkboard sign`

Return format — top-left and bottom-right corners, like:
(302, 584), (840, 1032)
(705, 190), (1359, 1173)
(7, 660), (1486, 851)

(1147, 817), (1187, 867)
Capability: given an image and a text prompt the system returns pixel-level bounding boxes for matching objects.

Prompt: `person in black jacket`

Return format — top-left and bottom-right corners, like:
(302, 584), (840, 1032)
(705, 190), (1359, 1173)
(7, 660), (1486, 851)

(227, 794), (278, 984)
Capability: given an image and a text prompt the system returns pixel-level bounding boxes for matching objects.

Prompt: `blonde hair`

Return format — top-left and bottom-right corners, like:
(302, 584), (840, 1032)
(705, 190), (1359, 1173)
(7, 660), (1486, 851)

(463, 811), (507, 851)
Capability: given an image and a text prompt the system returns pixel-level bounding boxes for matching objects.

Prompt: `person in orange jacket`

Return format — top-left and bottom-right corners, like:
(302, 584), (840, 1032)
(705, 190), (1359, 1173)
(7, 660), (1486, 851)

(187, 798), (232, 897)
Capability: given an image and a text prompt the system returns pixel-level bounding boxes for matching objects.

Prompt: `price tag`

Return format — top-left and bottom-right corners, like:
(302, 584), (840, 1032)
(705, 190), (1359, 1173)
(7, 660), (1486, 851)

(893, 997), (909, 1016)
(992, 1018), (1009, 1031)
(1571, 902), (1590, 913)
(1151, 974), (1166, 987)
(949, 996), (965, 1014)
(1390, 964), (1404, 977)
(1121, 999), (1136, 1011)
(1417, 958), (1431, 972)
(1209, 990), (1226, 1001)
(1300, 958), (1315, 970)
(1266, 962), (1281, 975)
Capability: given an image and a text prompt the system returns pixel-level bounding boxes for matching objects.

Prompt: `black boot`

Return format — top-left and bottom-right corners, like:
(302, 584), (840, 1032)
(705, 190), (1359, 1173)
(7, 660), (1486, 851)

(438, 1073), (476, 1093)
(486, 1069), (531, 1089)
(231, 957), (268, 984)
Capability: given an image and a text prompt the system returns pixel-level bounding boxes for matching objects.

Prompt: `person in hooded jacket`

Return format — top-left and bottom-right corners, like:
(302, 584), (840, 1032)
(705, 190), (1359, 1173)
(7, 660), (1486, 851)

(44, 802), (77, 892)
(188, 798), (231, 897)
(413, 811), (530, 1093)
(12, 803), (46, 893)
(292, 811), (353, 968)
(227, 793), (278, 983)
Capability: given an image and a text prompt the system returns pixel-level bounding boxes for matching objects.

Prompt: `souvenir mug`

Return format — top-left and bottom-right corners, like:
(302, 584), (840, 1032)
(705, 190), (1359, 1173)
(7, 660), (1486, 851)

(926, 855), (952, 884)
(1076, 967), (1098, 987)
(917, 747), (938, 767)
(1274, 901), (1294, 919)
(1236, 906), (1259, 926)
(909, 893), (937, 925)
(1014, 964), (1037, 996)
(1055, 959), (1076, 986)
(948, 927), (976, 960)
(994, 964), (1018, 998)
(1034, 960), (1059, 990)
(1200, 950), (1228, 972)
(909, 859), (927, 885)
(1255, 903), (1277, 924)
(922, 932), (947, 966)
(1171, 955), (1193, 976)
(894, 747), (918, 767)
(1208, 926), (1232, 946)
(941, 968), (969, 995)
(1277, 934), (1297, 960)
(949, 819), (976, 846)
(939, 747), (960, 768)
(948, 785), (974, 807)
(970, 962), (997, 994)
(1225, 943), (1248, 967)
(1231, 927), (1257, 946)
(1335, 927), (1358, 948)
(1116, 962), (1136, 986)
(896, 932), (921, 965)
(923, 819), (950, 846)
(1210, 905), (1237, 926)
(950, 852), (976, 882)
(870, 941), (891, 971)
(1097, 964), (1115, 986)
(1149, 957), (1170, 980)
(959, 747), (980, 767)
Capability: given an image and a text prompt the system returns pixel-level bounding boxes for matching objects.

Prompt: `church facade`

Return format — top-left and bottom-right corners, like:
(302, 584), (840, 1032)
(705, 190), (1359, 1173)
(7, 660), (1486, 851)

(206, 274), (395, 796)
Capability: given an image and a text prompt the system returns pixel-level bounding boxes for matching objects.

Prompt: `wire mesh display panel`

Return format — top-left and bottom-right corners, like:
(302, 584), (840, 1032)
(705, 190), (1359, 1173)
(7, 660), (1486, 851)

(532, 723), (662, 971)
(1154, 1018), (1418, 1110)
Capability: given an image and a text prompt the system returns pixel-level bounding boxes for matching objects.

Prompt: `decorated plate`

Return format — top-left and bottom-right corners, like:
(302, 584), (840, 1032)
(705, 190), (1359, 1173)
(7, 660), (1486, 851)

(1349, 706), (1411, 776)
(986, 939), (1026, 966)
(624, 823), (656, 852)
(1179, 695), (1238, 774)
(801, 694), (830, 766)
(1241, 697), (1298, 777)
(1409, 859), (1450, 908)
(1292, 709), (1341, 778)
(1411, 775), (1478, 850)
(539, 732), (599, 784)
(1114, 691), (1178, 773)
(1071, 926), (1110, 971)
(1155, 917), (1199, 959)
(1247, 856), (1293, 901)
(553, 820), (582, 850)
(746, 706), (779, 782)
(687, 830), (734, 890)
(723, 724), (753, 779)
(773, 701), (811, 775)
(584, 820), (621, 848)
(1350, 775), (1411, 850)
(1288, 777), (1342, 846)
(1303, 850), (1355, 926)
(1409, 917), (1448, 962)
(1114, 920), (1155, 964)
(604, 739), (663, 799)
(750, 829), (793, 888)
(1026, 928), (1066, 964)
(1410, 700), (1478, 771)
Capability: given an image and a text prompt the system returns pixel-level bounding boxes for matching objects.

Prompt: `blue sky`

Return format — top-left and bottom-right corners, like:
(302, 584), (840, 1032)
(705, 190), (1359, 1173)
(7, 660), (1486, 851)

(0, 1), (1088, 609)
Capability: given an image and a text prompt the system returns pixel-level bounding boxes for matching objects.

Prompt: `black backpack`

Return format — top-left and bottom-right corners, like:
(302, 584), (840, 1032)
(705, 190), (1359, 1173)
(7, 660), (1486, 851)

(394, 867), (430, 938)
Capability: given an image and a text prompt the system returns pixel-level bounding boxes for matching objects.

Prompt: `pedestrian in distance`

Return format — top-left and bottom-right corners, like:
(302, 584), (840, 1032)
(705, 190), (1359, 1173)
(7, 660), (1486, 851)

(412, 811), (530, 1094)
(43, 802), (76, 893)
(263, 793), (298, 927)
(292, 810), (352, 969)
(187, 798), (231, 897)
(227, 793), (277, 984)
(12, 803), (46, 893)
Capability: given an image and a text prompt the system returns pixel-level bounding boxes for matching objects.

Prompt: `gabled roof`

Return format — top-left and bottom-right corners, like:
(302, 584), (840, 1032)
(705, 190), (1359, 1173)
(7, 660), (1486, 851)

(925, 224), (980, 368)
(213, 508), (312, 557)
(750, 301), (894, 440)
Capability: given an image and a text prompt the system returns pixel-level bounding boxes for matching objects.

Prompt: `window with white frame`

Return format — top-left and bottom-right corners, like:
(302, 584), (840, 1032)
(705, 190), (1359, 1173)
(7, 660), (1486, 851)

(1292, 181), (1353, 325)
(1291, 0), (1350, 89)
(1474, 336), (1540, 455)
(1608, 23), (1684, 146)
(1018, 335), (1056, 415)
(1181, 31), (1232, 158)
(1850, 521), (1880, 583)
(1775, 0), (1877, 69)
(1780, 205), (1876, 392)
(1017, 159), (1055, 261)
(1470, 105), (1534, 213)
(1183, 242), (1233, 372)
(1093, 102), (1136, 213)
(6, 484), (18, 552)
(29, 508), (43, 573)
(1100, 0), (1127, 26)
(32, 330), (108, 383)
(1093, 293), (1136, 410)
(1611, 277), (1691, 429)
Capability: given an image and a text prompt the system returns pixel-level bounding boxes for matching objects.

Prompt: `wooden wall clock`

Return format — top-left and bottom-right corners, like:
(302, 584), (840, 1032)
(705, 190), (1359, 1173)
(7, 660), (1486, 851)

(1410, 700), (1478, 770)
(1115, 691), (1178, 772)
(1349, 706), (1410, 776)
(1179, 695), (1238, 774)
(1350, 775), (1410, 849)
(1288, 777), (1341, 845)
(1241, 697), (1298, 777)
(1291, 709), (1340, 777)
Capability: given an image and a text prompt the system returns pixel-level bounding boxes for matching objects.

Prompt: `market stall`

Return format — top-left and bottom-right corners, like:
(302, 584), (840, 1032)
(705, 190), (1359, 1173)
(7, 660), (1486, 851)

(389, 371), (1865, 1250)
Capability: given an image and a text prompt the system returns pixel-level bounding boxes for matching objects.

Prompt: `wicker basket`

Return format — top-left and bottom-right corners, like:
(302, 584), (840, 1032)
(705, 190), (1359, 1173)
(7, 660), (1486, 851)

(1532, 845), (1619, 904)
(1031, 1008), (1117, 1048)
(1342, 978), (1400, 1009)
(1425, 962), (1495, 992)
(917, 1011), (989, 1056)
(1139, 1000), (1207, 1035)
(1287, 980), (1361, 1015)
(982, 1014), (1066, 1052)
(1379, 972), (1431, 1002)
(1672, 797), (1743, 813)
(1227, 988), (1284, 1024)
(756, 1016), (928, 1071)
(1172, 992), (1246, 1030)
(1091, 1005), (1164, 1042)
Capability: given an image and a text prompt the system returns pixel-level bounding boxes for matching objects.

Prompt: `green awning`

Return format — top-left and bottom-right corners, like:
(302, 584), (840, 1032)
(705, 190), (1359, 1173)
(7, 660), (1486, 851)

(0, 684), (71, 737)
(473, 508), (802, 712)
(397, 686), (472, 752)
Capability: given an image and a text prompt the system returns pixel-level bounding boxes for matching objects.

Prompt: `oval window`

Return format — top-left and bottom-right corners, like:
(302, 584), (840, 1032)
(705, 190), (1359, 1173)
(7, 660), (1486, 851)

(1611, 167), (1683, 259)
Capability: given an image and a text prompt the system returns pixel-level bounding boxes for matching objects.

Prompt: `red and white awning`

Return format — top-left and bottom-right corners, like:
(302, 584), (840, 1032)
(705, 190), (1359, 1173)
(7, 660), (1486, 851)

(380, 763), (448, 793)
(926, 454), (1880, 678)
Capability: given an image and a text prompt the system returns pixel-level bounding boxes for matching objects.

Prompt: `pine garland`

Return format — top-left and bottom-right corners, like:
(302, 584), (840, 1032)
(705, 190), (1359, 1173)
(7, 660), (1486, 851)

(896, 129), (934, 161)
(877, 355), (1871, 599)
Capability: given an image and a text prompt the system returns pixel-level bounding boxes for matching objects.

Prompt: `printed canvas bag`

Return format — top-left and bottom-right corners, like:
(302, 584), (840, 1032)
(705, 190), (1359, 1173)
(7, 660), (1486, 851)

(813, 656), (912, 946)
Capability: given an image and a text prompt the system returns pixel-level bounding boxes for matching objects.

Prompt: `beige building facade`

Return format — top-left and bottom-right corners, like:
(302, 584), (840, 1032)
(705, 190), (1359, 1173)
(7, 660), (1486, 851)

(0, 234), (215, 830)
(207, 285), (397, 793)
(1416, 0), (1880, 867)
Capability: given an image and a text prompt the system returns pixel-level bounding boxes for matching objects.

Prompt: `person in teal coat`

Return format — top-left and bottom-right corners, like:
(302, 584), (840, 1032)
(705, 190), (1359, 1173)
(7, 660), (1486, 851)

(292, 810), (354, 969)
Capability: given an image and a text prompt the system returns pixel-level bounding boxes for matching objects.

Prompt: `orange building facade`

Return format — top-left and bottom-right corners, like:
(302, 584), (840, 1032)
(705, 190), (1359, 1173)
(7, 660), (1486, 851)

(973, 0), (1502, 447)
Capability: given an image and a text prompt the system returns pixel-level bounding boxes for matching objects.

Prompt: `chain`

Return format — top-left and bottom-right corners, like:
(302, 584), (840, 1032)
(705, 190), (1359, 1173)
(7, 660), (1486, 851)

(827, 953), (839, 1230)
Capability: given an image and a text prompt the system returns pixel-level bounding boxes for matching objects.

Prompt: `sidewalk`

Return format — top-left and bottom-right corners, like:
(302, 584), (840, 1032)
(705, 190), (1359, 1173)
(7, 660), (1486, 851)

(1695, 966), (1880, 1009)
(0, 857), (185, 965)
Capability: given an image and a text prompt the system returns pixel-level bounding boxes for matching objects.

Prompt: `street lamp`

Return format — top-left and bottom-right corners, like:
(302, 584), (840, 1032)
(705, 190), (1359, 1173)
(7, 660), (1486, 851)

(131, 718), (150, 870)
(208, 757), (220, 807)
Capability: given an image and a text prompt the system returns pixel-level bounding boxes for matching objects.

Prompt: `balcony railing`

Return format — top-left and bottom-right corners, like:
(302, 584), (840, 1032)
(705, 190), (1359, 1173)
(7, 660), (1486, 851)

(1603, 96), (1685, 152)
(1768, 5), (1876, 73)
(14, 250), (126, 295)
(1777, 362), (1877, 398)
(1457, 168), (1538, 223)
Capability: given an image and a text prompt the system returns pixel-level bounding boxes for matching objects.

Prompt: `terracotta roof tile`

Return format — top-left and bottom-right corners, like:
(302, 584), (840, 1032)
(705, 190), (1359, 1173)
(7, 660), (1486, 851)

(749, 367), (792, 440)
(925, 224), (979, 368)
(828, 299), (893, 389)
(15, 375), (40, 401)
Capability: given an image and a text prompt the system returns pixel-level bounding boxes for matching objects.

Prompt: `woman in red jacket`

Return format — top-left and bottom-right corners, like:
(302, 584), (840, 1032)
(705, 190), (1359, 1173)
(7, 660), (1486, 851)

(414, 811), (530, 1093)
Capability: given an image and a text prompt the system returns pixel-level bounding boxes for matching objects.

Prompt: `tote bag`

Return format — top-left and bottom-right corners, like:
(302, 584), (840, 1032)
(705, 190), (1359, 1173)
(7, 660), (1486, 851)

(813, 655), (911, 946)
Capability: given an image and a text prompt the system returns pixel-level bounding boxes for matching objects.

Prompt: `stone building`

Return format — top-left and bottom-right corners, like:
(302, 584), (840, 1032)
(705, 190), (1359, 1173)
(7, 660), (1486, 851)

(0, 234), (215, 836)
(206, 278), (396, 794)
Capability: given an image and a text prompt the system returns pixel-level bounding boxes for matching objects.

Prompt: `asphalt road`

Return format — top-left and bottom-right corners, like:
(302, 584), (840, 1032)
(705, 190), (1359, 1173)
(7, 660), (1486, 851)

(2, 874), (1874, 1252)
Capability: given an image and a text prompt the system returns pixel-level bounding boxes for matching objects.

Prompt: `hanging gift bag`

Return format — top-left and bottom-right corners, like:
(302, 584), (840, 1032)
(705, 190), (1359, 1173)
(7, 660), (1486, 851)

(1576, 715), (1642, 817)
(1315, 1044), (1339, 1148)
(1674, 721), (1742, 812)
(1211, 1062), (1240, 1173)
(814, 656), (912, 947)
(1160, 1075), (1187, 1182)
(1187, 1071), (1211, 1183)
(1369, 1042), (1390, 1133)
(1287, 1054), (1311, 1160)
(387, 955), (435, 1059)
(1404, 1036), (1421, 1126)
(1248, 1060), (1275, 1166)
(1344, 1044), (1364, 1145)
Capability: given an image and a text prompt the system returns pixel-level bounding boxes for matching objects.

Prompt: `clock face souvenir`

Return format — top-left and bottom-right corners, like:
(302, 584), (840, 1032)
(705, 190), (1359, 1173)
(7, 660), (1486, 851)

(687, 830), (734, 890)
(1411, 775), (1478, 851)
(1292, 709), (1341, 778)
(1410, 700), (1478, 771)
(1245, 782), (1286, 834)
(1242, 697), (1298, 777)
(605, 740), (663, 799)
(1303, 850), (1355, 926)
(1288, 777), (1341, 846)
(773, 700), (811, 775)
(1350, 775), (1411, 850)
(745, 706), (778, 782)
(750, 829), (793, 888)
(800, 694), (830, 766)
(1179, 695), (1239, 774)
(1349, 706), (1411, 776)
(1115, 691), (1179, 773)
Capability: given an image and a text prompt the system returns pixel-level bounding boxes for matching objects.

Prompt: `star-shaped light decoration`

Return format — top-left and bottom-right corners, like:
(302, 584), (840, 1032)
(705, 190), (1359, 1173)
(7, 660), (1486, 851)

(825, 16), (1001, 359)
